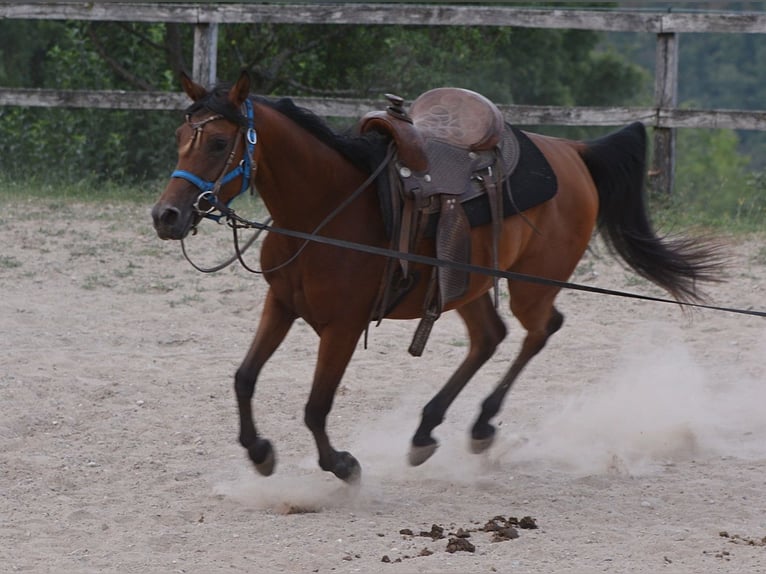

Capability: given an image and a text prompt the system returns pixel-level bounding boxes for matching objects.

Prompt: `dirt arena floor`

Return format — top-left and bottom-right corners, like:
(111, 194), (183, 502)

(1, 196), (765, 573)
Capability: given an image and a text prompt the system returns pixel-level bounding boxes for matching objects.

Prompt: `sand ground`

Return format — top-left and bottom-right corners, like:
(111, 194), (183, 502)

(1, 197), (765, 573)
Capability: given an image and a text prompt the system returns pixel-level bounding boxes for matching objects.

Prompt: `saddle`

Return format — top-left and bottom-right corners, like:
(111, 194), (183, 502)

(359, 87), (521, 356)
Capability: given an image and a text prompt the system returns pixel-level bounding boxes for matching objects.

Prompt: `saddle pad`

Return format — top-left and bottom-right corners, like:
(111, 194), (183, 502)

(445, 126), (558, 235)
(369, 125), (557, 240)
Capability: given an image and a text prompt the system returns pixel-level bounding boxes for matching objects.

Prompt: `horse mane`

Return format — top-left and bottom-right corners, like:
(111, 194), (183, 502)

(185, 83), (247, 127)
(258, 95), (386, 171)
(186, 83), (384, 171)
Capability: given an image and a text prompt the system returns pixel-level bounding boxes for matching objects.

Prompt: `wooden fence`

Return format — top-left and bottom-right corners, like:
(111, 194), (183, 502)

(3, 2), (766, 193)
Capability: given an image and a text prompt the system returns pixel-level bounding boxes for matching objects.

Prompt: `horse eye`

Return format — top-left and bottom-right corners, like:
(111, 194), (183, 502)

(208, 137), (230, 154)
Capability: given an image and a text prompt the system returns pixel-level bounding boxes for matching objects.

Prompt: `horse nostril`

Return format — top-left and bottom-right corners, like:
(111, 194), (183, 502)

(157, 206), (180, 227)
(151, 202), (190, 239)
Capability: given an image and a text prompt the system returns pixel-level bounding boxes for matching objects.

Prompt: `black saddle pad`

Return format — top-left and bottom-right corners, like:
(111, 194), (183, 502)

(459, 126), (557, 230)
(369, 124), (558, 240)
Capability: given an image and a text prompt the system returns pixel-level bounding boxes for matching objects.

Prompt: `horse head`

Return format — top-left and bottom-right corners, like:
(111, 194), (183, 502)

(152, 71), (256, 240)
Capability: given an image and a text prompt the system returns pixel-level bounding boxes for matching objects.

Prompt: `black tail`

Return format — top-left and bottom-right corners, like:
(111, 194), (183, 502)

(581, 122), (723, 303)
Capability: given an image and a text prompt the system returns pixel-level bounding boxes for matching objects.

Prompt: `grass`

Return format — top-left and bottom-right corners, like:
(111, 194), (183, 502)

(649, 180), (766, 235)
(0, 174), (761, 236)
(0, 255), (21, 269)
(81, 272), (116, 290)
(652, 200), (764, 235)
(0, 175), (156, 205)
(0, 174), (268, 218)
(753, 245), (766, 265)
(169, 293), (205, 307)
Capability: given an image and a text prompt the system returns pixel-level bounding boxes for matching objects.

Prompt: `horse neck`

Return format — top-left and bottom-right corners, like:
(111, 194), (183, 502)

(253, 102), (368, 230)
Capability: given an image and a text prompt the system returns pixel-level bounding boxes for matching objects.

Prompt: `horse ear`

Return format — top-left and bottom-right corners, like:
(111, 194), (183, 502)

(228, 70), (251, 107)
(180, 71), (208, 102)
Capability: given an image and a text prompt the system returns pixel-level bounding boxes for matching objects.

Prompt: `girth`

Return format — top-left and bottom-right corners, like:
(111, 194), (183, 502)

(360, 87), (521, 356)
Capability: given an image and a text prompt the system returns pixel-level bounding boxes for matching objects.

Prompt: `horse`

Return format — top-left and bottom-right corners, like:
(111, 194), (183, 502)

(151, 71), (722, 483)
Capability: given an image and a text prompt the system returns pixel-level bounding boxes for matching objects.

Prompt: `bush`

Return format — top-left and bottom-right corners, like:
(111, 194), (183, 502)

(0, 106), (178, 182)
(652, 127), (764, 230)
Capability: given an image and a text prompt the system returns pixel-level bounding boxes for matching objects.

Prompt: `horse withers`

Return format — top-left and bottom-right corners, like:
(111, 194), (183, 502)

(152, 71), (723, 483)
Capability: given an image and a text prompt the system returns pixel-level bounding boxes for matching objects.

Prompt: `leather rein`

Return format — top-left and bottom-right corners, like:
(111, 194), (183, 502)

(170, 101), (766, 319)
(173, 98), (270, 273)
(173, 96), (395, 274)
(201, 198), (766, 319)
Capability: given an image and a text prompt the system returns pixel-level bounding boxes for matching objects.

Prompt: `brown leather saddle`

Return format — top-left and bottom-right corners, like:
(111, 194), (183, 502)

(359, 87), (521, 356)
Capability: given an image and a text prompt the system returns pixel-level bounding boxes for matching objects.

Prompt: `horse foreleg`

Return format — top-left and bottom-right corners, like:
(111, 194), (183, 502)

(235, 289), (296, 476)
(304, 326), (363, 483)
(471, 304), (564, 453)
(409, 293), (507, 466)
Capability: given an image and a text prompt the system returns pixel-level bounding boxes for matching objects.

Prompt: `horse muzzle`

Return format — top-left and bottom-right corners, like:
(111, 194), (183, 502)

(151, 201), (197, 240)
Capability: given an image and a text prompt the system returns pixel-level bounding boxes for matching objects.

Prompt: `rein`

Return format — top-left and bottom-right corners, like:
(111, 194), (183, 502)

(172, 97), (260, 272)
(181, 220), (269, 273)
(228, 143), (396, 275)
(183, 142), (396, 275)
(170, 99), (764, 319)
(202, 193), (766, 319)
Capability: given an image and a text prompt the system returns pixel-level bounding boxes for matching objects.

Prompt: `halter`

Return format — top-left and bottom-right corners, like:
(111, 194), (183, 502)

(170, 98), (257, 222)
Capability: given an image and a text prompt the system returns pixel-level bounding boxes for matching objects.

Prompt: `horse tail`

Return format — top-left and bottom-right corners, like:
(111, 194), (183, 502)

(580, 122), (723, 303)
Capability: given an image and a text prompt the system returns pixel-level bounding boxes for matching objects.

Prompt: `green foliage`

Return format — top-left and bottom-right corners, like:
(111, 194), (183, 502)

(0, 21), (181, 182)
(652, 128), (765, 231)
(0, 106), (178, 182)
(608, 13), (766, 169)
(0, 21), (68, 88)
(675, 30), (766, 170)
(0, 171), (159, 204)
(1, 18), (645, 185)
(219, 24), (647, 106)
(675, 128), (749, 203)
(0, 4), (762, 233)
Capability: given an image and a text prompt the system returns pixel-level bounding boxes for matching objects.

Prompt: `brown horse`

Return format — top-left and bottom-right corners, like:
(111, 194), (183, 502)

(151, 71), (721, 483)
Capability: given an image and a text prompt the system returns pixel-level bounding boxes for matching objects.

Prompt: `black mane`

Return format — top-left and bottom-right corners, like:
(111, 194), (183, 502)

(185, 83), (247, 127)
(257, 95), (387, 171)
(187, 84), (386, 171)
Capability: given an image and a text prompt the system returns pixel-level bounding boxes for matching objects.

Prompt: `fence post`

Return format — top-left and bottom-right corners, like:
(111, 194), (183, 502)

(193, 23), (219, 87)
(650, 31), (679, 195)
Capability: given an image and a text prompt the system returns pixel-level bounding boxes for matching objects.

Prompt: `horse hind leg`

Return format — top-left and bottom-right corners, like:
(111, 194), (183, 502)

(409, 293), (507, 466)
(471, 300), (564, 454)
(235, 290), (296, 476)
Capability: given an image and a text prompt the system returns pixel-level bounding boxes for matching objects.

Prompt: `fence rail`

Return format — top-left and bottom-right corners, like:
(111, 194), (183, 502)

(5, 87), (766, 131)
(2, 2), (766, 193)
(4, 2), (766, 32)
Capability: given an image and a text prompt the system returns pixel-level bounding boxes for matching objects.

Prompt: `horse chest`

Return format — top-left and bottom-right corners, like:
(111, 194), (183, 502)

(289, 286), (314, 324)
(266, 267), (335, 330)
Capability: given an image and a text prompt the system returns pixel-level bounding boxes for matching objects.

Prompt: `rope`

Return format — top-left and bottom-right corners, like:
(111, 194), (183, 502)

(218, 209), (766, 319)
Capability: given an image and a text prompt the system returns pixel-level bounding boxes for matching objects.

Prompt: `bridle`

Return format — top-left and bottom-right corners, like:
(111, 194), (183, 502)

(169, 97), (270, 272)
(171, 95), (396, 274)
(170, 98), (258, 223)
(163, 100), (766, 320)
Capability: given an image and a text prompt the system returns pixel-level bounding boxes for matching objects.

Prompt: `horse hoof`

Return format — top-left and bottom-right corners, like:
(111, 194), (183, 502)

(344, 464), (362, 485)
(408, 441), (439, 466)
(334, 451), (362, 484)
(470, 424), (496, 454)
(249, 439), (276, 476)
(469, 434), (495, 454)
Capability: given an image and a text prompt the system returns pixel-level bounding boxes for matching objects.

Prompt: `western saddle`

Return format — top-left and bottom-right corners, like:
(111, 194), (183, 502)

(360, 87), (520, 356)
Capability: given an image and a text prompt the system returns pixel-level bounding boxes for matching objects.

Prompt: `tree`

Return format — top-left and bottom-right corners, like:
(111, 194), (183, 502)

(0, 18), (646, 183)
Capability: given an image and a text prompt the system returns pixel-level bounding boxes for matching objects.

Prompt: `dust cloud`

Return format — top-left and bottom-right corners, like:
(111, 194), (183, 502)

(214, 321), (765, 510)
(508, 322), (766, 476)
